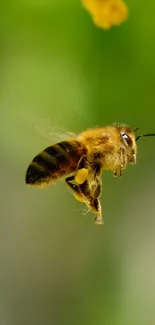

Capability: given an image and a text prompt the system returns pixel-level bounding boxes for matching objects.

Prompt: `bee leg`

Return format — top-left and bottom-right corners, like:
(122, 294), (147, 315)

(76, 155), (87, 169)
(66, 173), (103, 225)
(90, 198), (103, 225)
(91, 175), (102, 199)
(113, 168), (123, 177)
(65, 175), (85, 202)
(89, 179), (103, 225)
(79, 179), (104, 225)
(91, 166), (103, 224)
(75, 155), (89, 185)
(113, 161), (125, 177)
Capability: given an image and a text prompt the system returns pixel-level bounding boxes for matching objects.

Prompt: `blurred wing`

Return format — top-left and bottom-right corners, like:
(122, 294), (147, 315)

(33, 118), (77, 142)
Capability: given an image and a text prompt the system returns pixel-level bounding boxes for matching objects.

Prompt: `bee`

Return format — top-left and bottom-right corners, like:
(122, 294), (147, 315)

(25, 124), (155, 225)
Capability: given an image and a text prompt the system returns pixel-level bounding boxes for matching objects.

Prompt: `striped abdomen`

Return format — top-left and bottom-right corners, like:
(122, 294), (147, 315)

(25, 140), (87, 186)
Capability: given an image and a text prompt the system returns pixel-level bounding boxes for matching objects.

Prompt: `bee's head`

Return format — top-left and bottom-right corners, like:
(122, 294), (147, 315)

(117, 125), (137, 164)
(118, 125), (155, 164)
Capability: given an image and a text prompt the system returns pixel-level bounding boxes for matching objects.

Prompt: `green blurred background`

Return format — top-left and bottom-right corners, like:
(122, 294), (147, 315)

(1, 1), (155, 324)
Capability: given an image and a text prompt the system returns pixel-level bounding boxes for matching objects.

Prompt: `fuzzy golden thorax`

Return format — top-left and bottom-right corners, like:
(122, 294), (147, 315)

(79, 125), (137, 175)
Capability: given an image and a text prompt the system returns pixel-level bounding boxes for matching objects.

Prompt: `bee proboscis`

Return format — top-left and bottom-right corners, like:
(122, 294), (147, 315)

(25, 124), (155, 225)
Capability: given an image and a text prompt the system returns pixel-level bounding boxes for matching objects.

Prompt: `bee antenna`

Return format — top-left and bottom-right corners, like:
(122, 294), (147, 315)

(133, 127), (139, 132)
(136, 133), (155, 141)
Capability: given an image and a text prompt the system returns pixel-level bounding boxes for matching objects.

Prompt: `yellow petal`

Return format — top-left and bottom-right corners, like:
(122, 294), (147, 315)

(82, 0), (129, 29)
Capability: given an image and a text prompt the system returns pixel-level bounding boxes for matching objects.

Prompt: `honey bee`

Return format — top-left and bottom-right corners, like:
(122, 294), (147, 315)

(25, 124), (155, 225)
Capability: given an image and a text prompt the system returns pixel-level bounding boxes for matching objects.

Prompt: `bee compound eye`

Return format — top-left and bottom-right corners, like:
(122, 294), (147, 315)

(121, 133), (133, 147)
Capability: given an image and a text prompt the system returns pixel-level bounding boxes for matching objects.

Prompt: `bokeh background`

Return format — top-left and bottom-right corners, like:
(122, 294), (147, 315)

(1, 1), (155, 324)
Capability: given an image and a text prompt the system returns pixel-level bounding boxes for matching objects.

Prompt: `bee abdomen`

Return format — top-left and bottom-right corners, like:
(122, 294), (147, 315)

(25, 140), (86, 186)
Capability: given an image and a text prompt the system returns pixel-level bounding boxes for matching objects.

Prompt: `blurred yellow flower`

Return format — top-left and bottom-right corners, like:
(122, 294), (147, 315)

(82, 0), (129, 29)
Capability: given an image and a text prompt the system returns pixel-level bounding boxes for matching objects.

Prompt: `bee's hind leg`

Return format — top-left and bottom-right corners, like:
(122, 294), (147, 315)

(66, 155), (89, 203)
(89, 198), (103, 225)
(75, 155), (89, 185)
(66, 173), (104, 225)
(79, 179), (104, 225)
(65, 175), (85, 202)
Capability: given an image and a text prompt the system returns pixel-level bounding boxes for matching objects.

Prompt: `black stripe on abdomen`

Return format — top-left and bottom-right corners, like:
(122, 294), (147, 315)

(25, 140), (86, 186)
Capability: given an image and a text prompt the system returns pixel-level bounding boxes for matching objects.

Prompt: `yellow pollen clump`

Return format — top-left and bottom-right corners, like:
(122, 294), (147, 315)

(75, 168), (89, 185)
(82, 0), (129, 29)
(73, 191), (85, 202)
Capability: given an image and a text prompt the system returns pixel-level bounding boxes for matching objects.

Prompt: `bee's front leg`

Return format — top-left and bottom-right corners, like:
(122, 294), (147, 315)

(113, 159), (126, 177)
(113, 167), (123, 177)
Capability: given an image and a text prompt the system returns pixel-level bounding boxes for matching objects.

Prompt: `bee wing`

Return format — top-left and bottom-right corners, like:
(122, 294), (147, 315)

(33, 118), (77, 142)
